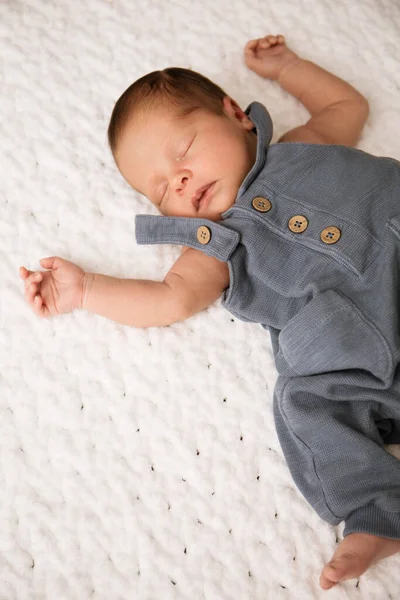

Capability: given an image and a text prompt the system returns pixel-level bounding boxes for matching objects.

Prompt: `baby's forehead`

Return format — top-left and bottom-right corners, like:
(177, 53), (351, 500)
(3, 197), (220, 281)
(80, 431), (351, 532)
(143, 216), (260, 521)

(122, 106), (180, 141)
(131, 102), (216, 131)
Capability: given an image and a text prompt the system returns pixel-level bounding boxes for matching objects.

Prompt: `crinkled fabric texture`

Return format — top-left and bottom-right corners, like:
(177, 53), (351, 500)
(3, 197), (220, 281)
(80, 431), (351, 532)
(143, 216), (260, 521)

(2, 0), (400, 598)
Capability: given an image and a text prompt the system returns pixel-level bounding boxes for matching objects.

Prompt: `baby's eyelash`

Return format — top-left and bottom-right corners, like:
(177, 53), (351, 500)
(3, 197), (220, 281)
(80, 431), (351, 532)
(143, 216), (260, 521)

(179, 135), (196, 160)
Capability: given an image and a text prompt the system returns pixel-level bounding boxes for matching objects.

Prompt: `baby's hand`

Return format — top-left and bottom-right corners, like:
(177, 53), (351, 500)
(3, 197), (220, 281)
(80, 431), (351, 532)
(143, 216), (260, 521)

(20, 257), (85, 318)
(244, 34), (299, 81)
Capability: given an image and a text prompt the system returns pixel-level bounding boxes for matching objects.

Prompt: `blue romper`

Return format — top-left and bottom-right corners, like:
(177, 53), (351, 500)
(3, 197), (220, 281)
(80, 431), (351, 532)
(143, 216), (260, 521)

(135, 102), (400, 539)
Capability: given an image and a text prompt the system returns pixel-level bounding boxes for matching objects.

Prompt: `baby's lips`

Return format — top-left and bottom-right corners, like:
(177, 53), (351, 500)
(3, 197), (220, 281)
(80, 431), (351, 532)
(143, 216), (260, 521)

(191, 182), (214, 209)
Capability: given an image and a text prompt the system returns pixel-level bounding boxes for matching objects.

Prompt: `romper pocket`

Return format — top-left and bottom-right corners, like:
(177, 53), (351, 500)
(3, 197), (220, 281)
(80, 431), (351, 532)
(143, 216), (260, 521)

(278, 290), (391, 381)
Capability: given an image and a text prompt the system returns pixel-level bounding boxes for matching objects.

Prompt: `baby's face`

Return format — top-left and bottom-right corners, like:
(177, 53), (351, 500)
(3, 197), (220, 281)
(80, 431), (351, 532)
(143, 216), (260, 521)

(116, 97), (257, 221)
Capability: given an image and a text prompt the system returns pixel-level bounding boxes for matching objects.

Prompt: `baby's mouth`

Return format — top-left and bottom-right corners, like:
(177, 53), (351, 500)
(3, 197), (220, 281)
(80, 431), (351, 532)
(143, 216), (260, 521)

(192, 182), (216, 210)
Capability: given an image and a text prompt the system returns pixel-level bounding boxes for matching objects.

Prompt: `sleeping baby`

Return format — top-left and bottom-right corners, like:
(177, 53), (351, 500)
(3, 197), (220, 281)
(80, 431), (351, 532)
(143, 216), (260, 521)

(20, 34), (400, 589)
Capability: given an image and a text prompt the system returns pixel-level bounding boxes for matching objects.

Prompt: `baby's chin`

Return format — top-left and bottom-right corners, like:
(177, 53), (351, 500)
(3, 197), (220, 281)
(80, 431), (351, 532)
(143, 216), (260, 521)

(208, 189), (238, 218)
(215, 194), (237, 217)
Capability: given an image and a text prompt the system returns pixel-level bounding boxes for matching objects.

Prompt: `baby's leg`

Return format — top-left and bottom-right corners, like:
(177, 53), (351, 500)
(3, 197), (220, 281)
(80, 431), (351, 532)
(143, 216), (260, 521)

(274, 375), (400, 588)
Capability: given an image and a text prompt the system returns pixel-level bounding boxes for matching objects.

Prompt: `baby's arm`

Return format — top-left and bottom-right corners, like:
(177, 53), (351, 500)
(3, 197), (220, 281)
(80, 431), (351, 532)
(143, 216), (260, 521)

(245, 35), (369, 146)
(83, 248), (228, 327)
(20, 249), (229, 328)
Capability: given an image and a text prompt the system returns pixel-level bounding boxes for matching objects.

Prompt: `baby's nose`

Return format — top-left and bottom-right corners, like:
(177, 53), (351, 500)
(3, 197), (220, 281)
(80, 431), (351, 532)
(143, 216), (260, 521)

(174, 173), (189, 195)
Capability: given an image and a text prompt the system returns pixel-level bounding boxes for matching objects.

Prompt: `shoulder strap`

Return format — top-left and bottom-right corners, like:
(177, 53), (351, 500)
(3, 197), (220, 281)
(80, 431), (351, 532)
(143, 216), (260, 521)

(135, 215), (240, 262)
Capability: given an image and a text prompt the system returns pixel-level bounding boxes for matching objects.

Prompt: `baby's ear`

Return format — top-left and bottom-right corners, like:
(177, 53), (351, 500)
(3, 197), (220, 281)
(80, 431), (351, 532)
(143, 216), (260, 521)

(222, 96), (254, 130)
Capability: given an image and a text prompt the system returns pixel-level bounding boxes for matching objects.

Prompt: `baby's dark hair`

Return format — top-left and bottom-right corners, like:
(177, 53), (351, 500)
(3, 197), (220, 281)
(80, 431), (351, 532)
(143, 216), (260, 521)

(107, 68), (228, 161)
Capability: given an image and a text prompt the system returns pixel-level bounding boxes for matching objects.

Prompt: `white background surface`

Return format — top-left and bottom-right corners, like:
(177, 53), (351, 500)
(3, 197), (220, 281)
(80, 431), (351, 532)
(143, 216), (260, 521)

(1, 0), (400, 598)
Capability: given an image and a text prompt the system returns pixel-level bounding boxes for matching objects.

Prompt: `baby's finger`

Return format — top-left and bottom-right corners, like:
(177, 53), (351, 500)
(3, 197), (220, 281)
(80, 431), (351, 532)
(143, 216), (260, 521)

(20, 266), (33, 280)
(24, 272), (43, 289)
(40, 256), (59, 270)
(29, 293), (45, 318)
(25, 280), (39, 304)
(33, 294), (47, 318)
(259, 35), (274, 47)
(25, 274), (43, 300)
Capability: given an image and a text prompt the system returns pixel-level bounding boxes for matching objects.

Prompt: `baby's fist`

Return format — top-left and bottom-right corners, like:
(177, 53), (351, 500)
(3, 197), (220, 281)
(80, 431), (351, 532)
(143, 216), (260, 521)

(244, 34), (299, 81)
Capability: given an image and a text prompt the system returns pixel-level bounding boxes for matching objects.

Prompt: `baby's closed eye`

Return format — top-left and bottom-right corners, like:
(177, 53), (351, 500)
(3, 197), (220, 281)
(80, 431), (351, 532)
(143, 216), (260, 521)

(177, 135), (196, 161)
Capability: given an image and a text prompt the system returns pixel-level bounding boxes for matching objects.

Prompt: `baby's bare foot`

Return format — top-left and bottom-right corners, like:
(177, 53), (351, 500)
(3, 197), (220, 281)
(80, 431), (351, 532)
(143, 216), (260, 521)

(320, 532), (400, 590)
(244, 34), (299, 81)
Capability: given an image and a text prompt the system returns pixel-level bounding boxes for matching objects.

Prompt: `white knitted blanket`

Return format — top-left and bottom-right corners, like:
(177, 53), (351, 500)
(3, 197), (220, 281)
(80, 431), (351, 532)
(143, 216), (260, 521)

(2, 0), (400, 598)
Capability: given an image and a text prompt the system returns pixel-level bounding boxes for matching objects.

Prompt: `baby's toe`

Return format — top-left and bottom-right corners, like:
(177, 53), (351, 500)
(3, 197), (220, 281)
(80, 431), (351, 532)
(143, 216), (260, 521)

(319, 568), (337, 590)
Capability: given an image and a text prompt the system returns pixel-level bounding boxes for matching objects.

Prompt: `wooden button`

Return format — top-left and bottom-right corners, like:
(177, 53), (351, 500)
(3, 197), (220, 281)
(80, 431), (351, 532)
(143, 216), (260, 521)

(320, 226), (341, 244)
(252, 197), (272, 212)
(197, 225), (211, 245)
(288, 215), (309, 233)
